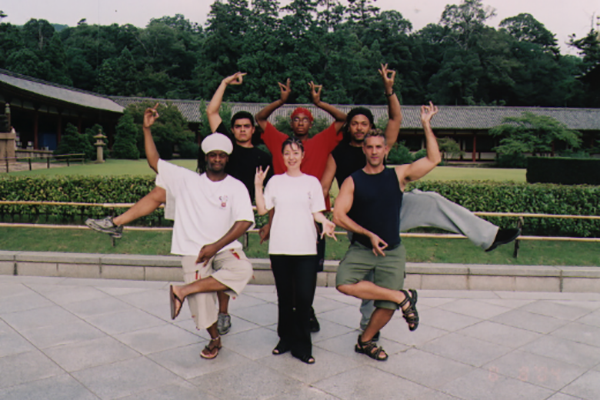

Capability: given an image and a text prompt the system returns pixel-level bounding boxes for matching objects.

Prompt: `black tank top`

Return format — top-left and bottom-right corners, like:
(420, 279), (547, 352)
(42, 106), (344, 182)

(347, 168), (403, 249)
(331, 142), (366, 186)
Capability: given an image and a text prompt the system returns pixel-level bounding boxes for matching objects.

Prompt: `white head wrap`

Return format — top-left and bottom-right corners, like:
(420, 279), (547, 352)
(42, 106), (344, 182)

(201, 132), (233, 155)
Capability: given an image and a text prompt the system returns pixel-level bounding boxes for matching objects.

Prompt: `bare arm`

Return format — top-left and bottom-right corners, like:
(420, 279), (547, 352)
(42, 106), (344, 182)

(196, 220), (253, 265)
(379, 64), (402, 149)
(254, 166), (270, 215)
(255, 79), (290, 131)
(143, 103), (160, 173)
(332, 177), (388, 256)
(320, 154), (337, 202)
(399, 102), (441, 188)
(309, 81), (346, 132)
(206, 72), (246, 132)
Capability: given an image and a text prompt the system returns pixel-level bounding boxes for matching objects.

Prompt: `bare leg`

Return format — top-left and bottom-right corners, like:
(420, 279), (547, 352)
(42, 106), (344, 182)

(173, 276), (228, 301)
(337, 281), (406, 304)
(362, 308), (394, 342)
(113, 186), (166, 226)
(217, 291), (230, 314)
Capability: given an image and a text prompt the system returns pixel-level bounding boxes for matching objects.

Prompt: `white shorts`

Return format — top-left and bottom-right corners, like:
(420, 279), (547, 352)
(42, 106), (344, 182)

(181, 249), (253, 330)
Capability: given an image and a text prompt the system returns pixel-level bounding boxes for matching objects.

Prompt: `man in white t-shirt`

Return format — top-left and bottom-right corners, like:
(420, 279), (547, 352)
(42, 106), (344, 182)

(141, 105), (255, 360)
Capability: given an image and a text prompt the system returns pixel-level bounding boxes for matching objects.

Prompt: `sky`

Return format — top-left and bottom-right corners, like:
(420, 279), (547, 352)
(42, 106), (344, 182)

(1, 0), (598, 55)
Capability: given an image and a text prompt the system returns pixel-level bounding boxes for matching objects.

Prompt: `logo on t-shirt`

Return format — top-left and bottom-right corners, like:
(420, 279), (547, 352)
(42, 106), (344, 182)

(219, 195), (228, 208)
(307, 192), (312, 200)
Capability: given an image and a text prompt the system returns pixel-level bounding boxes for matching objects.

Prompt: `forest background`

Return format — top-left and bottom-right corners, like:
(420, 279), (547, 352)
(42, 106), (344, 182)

(0, 0), (599, 108)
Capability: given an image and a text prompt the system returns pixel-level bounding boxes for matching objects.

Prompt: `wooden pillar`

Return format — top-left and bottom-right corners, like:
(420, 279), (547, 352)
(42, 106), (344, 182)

(472, 133), (477, 162)
(551, 141), (555, 156)
(33, 109), (39, 149)
(57, 113), (62, 144)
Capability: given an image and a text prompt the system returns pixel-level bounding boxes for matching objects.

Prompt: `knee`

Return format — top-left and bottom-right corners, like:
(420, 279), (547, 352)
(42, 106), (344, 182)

(337, 284), (351, 295)
(149, 186), (167, 203)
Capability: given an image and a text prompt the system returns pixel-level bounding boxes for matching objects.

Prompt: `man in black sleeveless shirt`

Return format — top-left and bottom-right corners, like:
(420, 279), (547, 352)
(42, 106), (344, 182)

(333, 104), (441, 361)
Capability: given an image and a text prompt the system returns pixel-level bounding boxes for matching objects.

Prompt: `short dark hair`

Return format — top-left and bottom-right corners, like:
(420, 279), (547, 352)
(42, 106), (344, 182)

(342, 107), (375, 141)
(231, 111), (255, 127)
(363, 129), (387, 144)
(281, 136), (305, 153)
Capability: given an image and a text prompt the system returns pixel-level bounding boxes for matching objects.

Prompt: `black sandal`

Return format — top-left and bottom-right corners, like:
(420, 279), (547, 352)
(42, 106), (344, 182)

(398, 289), (419, 331)
(355, 335), (388, 361)
(272, 341), (292, 355)
(293, 353), (315, 364)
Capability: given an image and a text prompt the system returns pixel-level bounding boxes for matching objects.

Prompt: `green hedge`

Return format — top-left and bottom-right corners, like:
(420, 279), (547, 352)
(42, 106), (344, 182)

(408, 181), (600, 238)
(0, 177), (598, 237)
(527, 157), (600, 185)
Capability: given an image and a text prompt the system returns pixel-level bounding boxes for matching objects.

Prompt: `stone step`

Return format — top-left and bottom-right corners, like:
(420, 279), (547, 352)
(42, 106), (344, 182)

(0, 250), (598, 293)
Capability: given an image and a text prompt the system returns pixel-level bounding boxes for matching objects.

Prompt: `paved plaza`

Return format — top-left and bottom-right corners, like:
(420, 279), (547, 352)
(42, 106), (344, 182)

(1, 274), (600, 399)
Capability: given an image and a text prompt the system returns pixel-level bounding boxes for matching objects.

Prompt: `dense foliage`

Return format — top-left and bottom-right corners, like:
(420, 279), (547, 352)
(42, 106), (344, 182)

(0, 1), (598, 107)
(0, 176), (598, 237)
(53, 123), (95, 159)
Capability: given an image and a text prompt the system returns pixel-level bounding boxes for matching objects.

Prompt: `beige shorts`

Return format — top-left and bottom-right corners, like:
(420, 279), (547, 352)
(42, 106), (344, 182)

(181, 249), (253, 330)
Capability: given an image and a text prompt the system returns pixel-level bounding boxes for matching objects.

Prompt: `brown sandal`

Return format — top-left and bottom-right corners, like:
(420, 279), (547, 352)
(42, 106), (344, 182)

(398, 289), (419, 331)
(355, 335), (388, 361)
(200, 336), (222, 359)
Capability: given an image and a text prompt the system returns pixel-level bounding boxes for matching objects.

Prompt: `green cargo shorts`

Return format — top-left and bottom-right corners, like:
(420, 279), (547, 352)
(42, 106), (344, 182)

(336, 242), (406, 310)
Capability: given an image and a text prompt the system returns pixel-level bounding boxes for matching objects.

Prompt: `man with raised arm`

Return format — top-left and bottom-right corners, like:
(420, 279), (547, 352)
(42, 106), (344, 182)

(333, 103), (441, 361)
(255, 65), (399, 332)
(321, 106), (520, 339)
(143, 104), (255, 360)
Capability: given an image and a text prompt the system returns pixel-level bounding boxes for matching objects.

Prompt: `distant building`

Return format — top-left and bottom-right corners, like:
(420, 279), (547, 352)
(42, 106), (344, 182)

(0, 69), (123, 150)
(2, 69), (598, 161)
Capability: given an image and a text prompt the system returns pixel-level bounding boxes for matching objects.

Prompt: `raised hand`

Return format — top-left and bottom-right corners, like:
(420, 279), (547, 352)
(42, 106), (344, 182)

(278, 78), (291, 103)
(255, 165), (270, 187)
(420, 101), (439, 125)
(308, 81), (323, 105)
(378, 63), (396, 95)
(223, 72), (247, 86)
(143, 103), (160, 128)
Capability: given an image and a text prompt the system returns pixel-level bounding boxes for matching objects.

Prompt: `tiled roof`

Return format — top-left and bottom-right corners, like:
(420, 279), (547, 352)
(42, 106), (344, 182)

(110, 96), (203, 123)
(110, 97), (600, 131)
(0, 69), (124, 113)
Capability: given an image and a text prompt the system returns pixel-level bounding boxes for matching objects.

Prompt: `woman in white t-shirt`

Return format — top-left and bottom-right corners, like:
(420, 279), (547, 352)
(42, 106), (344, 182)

(255, 137), (336, 365)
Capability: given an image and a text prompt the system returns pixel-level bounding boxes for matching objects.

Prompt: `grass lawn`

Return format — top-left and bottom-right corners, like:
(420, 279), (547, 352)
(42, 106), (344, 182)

(7, 159), (526, 182)
(0, 227), (598, 266)
(6, 159), (197, 177)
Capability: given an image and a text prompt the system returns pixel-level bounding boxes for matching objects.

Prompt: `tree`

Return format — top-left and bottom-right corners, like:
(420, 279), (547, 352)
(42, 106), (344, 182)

(440, 0), (495, 50)
(112, 113), (140, 159)
(489, 112), (582, 166)
(500, 13), (559, 54)
(437, 137), (463, 162)
(123, 102), (194, 160)
(54, 123), (95, 159)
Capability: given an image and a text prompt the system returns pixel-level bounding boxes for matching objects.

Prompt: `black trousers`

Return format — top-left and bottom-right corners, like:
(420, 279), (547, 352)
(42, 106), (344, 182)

(270, 254), (317, 358)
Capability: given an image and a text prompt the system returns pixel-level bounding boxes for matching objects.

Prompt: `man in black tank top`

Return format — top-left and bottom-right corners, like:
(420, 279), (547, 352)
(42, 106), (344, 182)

(333, 104), (442, 361)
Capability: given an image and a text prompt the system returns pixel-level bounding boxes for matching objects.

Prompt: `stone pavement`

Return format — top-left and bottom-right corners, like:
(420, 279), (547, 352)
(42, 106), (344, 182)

(1, 275), (600, 400)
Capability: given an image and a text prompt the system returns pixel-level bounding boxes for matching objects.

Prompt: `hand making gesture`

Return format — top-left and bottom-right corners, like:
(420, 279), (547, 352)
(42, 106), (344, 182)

(254, 165), (270, 188)
(378, 63), (396, 96)
(223, 72), (247, 86)
(308, 81), (323, 105)
(420, 101), (439, 125)
(143, 103), (160, 129)
(278, 78), (291, 104)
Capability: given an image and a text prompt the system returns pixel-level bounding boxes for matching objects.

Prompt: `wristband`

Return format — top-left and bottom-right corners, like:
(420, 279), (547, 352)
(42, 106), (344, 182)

(385, 91), (395, 97)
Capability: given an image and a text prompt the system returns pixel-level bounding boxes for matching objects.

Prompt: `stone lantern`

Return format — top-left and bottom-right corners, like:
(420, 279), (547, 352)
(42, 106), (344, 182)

(94, 131), (107, 163)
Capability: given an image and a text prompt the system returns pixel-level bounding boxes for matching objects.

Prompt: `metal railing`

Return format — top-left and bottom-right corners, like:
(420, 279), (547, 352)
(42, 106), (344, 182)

(0, 200), (598, 256)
